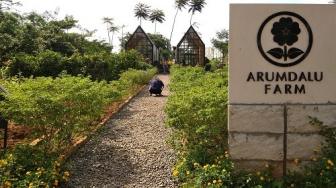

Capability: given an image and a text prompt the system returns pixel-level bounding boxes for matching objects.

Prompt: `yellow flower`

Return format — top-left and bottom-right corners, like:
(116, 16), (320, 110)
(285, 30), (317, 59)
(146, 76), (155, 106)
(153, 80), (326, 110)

(186, 171), (190, 175)
(260, 176), (265, 181)
(213, 180), (217, 184)
(208, 182), (211, 186)
(256, 171), (261, 176)
(36, 171), (42, 176)
(26, 171), (31, 175)
(326, 166), (330, 170)
(0, 159), (8, 167)
(4, 181), (12, 188)
(193, 162), (199, 167)
(7, 154), (13, 160)
(327, 160), (334, 166)
(53, 180), (59, 186)
(218, 179), (222, 183)
(173, 170), (179, 177)
(290, 184), (295, 187)
(203, 164), (209, 169)
(265, 163), (269, 168)
(63, 171), (70, 177)
(225, 153), (229, 158)
(55, 161), (61, 167)
(28, 183), (34, 188)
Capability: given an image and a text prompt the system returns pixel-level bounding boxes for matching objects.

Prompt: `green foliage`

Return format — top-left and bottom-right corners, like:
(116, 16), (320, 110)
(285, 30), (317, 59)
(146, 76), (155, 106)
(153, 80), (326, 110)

(283, 118), (336, 187)
(0, 10), (111, 65)
(167, 66), (336, 187)
(0, 68), (156, 186)
(0, 145), (64, 187)
(7, 50), (152, 81)
(0, 76), (120, 152)
(166, 65), (228, 169)
(211, 29), (229, 63)
(148, 33), (172, 60)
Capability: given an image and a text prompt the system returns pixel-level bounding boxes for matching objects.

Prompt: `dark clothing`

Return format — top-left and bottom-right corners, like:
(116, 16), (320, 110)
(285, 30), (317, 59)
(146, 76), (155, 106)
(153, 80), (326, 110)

(204, 63), (211, 71)
(149, 88), (162, 95)
(149, 79), (164, 95)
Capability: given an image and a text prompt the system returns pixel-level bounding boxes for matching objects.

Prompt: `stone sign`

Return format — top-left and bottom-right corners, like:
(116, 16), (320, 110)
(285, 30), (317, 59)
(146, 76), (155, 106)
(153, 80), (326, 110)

(229, 4), (336, 176)
(229, 4), (336, 104)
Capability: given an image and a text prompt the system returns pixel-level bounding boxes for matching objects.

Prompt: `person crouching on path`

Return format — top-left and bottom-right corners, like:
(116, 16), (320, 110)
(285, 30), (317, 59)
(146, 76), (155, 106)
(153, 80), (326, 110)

(149, 77), (164, 96)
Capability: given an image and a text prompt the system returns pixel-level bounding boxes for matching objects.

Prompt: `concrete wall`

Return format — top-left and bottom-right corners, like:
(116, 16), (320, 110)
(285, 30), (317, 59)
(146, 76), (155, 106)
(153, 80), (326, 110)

(228, 104), (336, 176)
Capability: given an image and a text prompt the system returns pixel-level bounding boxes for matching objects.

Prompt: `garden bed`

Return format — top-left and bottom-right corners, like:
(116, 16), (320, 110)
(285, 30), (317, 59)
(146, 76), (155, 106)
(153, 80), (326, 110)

(0, 68), (156, 187)
(0, 124), (32, 148)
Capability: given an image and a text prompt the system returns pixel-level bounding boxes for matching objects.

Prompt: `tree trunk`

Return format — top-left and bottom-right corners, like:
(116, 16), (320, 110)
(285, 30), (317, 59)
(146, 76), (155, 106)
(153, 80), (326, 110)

(111, 32), (114, 52)
(169, 9), (179, 45)
(154, 22), (157, 33)
(190, 13), (194, 26)
(121, 27), (124, 51)
(106, 25), (111, 45)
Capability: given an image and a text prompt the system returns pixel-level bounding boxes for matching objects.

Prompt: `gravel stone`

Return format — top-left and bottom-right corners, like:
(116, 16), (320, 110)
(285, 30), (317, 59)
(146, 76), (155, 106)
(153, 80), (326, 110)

(63, 75), (177, 188)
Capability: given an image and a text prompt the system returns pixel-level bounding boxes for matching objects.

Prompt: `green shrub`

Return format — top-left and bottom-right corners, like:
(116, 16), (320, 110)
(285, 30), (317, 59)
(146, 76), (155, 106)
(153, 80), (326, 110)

(0, 67), (156, 187)
(0, 145), (64, 188)
(0, 76), (120, 152)
(7, 53), (38, 77)
(166, 65), (228, 175)
(111, 68), (156, 96)
(6, 50), (152, 81)
(167, 66), (336, 187)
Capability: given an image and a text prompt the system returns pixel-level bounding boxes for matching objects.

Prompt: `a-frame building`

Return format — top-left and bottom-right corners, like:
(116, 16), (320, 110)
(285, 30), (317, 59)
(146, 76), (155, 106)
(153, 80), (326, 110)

(125, 26), (159, 64)
(176, 26), (205, 66)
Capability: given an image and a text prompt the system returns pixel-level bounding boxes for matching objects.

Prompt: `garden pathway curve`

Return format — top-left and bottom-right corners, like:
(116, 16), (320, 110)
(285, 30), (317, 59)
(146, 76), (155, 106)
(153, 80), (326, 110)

(63, 75), (176, 188)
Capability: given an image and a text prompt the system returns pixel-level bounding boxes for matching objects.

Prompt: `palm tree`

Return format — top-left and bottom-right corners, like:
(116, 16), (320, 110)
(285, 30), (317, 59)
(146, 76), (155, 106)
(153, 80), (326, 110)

(188, 0), (206, 26)
(134, 3), (150, 26)
(109, 25), (119, 51)
(149, 9), (165, 33)
(120, 24), (126, 51)
(169, 0), (189, 44)
(102, 17), (113, 45)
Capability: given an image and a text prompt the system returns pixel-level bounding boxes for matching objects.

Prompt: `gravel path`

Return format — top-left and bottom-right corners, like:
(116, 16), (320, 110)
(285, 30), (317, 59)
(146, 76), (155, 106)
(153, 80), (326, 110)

(63, 75), (177, 188)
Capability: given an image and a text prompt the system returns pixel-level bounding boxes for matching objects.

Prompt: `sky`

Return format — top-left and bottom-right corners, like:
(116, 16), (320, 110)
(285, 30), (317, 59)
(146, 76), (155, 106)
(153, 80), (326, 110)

(17, 0), (329, 51)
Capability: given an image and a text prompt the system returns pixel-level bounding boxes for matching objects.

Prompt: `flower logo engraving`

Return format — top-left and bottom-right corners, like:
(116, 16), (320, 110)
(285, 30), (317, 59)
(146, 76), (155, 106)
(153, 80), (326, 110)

(268, 17), (304, 61)
(257, 12), (313, 67)
(272, 17), (300, 46)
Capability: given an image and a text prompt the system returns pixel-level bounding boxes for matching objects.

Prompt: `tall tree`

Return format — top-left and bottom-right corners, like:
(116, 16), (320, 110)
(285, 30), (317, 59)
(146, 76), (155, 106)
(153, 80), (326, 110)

(102, 17), (114, 46)
(0, 0), (19, 13)
(120, 24), (126, 51)
(134, 3), (150, 26)
(148, 33), (172, 60)
(109, 25), (119, 51)
(119, 32), (131, 50)
(188, 0), (206, 26)
(169, 0), (189, 44)
(149, 9), (165, 33)
(211, 29), (229, 63)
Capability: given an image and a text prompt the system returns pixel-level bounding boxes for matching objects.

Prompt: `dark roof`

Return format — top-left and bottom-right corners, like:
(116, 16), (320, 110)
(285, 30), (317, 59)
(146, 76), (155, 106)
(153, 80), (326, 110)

(177, 26), (205, 48)
(125, 25), (155, 48)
